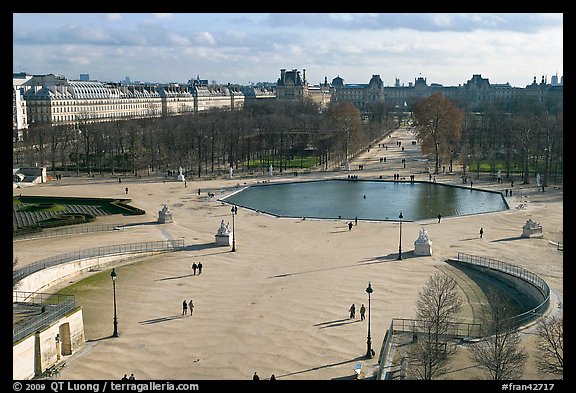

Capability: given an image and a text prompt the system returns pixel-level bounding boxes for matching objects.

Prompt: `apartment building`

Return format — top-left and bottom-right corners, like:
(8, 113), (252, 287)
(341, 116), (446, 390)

(13, 69), (563, 144)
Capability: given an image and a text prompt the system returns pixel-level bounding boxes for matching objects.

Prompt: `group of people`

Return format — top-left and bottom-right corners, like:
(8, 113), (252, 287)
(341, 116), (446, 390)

(182, 299), (195, 316)
(349, 303), (366, 320)
(252, 372), (275, 380)
(121, 373), (136, 380)
(191, 261), (203, 275)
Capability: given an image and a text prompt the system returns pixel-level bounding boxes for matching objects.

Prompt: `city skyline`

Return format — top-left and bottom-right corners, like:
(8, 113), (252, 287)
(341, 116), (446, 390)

(13, 13), (563, 88)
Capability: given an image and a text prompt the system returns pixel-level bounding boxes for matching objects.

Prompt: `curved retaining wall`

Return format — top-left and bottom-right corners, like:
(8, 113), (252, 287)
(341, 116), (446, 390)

(376, 252), (551, 380)
(15, 253), (158, 295)
(451, 252), (550, 328)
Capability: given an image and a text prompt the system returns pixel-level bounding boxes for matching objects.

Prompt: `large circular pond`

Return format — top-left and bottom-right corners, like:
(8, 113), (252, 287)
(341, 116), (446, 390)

(220, 179), (509, 221)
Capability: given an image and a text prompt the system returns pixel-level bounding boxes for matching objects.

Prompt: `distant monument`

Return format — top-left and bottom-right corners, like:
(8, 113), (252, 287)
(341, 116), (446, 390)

(215, 219), (233, 246)
(414, 226), (432, 256)
(177, 167), (185, 182)
(522, 218), (543, 238)
(229, 166), (234, 179)
(158, 204), (173, 223)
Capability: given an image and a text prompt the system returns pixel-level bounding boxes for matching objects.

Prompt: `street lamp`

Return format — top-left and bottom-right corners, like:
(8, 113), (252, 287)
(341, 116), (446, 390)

(111, 268), (119, 337)
(366, 282), (373, 358)
(397, 212), (403, 260)
(231, 205), (237, 252)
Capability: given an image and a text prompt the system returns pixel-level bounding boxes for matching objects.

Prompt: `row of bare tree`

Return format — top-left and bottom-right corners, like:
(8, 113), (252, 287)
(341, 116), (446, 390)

(412, 93), (563, 186)
(15, 94), (562, 187)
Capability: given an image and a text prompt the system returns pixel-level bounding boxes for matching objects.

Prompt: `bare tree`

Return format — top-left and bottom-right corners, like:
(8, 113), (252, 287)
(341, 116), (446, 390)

(407, 272), (463, 380)
(324, 102), (364, 169)
(412, 93), (464, 174)
(535, 315), (563, 379)
(468, 289), (527, 380)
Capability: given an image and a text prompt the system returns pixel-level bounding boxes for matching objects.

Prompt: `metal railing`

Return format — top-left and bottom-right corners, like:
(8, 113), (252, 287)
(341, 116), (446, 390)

(391, 317), (482, 338)
(13, 239), (185, 283)
(13, 291), (77, 344)
(13, 224), (125, 241)
(376, 317), (482, 380)
(455, 252), (550, 328)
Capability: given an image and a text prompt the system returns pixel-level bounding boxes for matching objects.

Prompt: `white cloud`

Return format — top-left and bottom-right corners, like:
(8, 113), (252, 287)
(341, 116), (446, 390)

(106, 13), (122, 22)
(197, 32), (216, 46)
(151, 13), (173, 20)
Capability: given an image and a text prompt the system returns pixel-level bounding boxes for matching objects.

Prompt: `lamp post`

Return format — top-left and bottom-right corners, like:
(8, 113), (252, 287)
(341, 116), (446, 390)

(397, 212), (403, 260)
(111, 268), (118, 337)
(231, 205), (237, 252)
(366, 282), (373, 358)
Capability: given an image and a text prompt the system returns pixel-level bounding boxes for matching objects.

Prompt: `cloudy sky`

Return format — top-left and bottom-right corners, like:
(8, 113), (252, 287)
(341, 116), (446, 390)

(13, 13), (563, 88)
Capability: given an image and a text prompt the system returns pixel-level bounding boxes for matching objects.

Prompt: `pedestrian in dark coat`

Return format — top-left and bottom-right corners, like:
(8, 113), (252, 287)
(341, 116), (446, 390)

(192, 262), (198, 275)
(198, 262), (203, 274)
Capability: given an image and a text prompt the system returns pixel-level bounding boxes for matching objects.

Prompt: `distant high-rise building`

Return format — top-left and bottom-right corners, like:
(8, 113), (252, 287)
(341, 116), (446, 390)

(79, 73), (90, 81)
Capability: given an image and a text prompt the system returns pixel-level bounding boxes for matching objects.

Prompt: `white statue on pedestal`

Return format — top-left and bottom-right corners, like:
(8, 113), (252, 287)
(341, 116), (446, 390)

(215, 219), (232, 246)
(415, 227), (430, 244)
(414, 226), (432, 256)
(522, 218), (543, 238)
(269, 165), (273, 176)
(177, 166), (185, 182)
(158, 204), (173, 223)
(217, 219), (230, 236)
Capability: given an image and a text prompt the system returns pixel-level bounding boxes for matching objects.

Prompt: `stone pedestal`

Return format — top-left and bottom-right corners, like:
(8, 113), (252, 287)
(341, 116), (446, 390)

(215, 234), (233, 246)
(522, 219), (543, 238)
(158, 204), (173, 223)
(414, 227), (432, 256)
(215, 219), (233, 246)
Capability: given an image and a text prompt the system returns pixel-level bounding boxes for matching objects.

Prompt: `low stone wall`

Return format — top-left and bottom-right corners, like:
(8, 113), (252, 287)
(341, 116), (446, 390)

(13, 308), (85, 380)
(16, 252), (159, 295)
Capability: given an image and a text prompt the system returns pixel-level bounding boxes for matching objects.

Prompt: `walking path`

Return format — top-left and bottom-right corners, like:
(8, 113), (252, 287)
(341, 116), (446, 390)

(13, 127), (563, 380)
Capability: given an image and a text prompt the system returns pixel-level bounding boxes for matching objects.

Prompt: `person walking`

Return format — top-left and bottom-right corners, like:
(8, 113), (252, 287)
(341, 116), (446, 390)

(182, 300), (188, 315)
(348, 222), (353, 231)
(192, 262), (198, 275)
(437, 214), (442, 223)
(253, 372), (260, 380)
(125, 187), (129, 194)
(360, 304), (366, 321)
(349, 303), (356, 319)
(189, 300), (194, 316)
(480, 227), (484, 239)
(198, 262), (203, 274)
